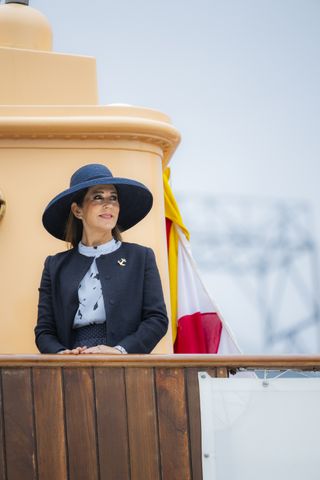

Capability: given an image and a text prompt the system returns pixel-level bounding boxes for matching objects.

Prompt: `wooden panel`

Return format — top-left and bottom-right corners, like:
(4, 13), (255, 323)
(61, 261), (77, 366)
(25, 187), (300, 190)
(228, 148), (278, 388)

(2, 368), (37, 480)
(156, 367), (191, 480)
(0, 372), (6, 480)
(185, 368), (202, 480)
(204, 368), (217, 378)
(94, 367), (130, 480)
(33, 368), (67, 480)
(63, 368), (98, 480)
(125, 367), (160, 480)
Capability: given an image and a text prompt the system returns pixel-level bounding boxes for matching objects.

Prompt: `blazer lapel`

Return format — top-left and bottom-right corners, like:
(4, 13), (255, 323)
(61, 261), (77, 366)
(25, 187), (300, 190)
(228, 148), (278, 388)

(58, 250), (94, 342)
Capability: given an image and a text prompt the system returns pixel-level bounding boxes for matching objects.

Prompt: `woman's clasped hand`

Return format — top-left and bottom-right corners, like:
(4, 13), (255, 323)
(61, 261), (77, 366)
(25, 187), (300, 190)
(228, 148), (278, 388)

(57, 345), (122, 354)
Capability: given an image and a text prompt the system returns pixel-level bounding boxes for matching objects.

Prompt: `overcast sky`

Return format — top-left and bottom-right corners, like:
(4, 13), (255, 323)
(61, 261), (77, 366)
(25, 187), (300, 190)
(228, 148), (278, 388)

(30, 0), (320, 352)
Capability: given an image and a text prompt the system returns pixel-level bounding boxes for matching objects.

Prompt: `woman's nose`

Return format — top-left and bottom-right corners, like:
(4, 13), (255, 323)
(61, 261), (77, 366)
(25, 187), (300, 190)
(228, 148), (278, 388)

(102, 198), (114, 208)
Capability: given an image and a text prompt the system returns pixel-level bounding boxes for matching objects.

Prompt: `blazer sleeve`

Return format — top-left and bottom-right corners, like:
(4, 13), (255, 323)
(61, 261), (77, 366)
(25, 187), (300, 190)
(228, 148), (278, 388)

(119, 247), (169, 353)
(34, 256), (66, 354)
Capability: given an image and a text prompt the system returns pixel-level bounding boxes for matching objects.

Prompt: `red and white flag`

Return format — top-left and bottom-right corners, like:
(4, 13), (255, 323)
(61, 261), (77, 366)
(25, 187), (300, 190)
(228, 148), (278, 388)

(175, 227), (240, 353)
(164, 168), (241, 354)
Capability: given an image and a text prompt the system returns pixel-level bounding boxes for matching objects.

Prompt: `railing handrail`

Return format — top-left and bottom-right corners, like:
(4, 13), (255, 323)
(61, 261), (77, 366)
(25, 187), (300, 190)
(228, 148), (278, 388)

(0, 354), (320, 369)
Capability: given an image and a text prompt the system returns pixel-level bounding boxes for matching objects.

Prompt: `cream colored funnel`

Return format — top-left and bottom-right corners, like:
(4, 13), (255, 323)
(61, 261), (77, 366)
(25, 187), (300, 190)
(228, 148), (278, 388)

(0, 1), (180, 353)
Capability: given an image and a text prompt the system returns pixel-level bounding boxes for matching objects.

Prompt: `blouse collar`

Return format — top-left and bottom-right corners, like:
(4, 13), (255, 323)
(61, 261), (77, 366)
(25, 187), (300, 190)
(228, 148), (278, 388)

(78, 238), (121, 257)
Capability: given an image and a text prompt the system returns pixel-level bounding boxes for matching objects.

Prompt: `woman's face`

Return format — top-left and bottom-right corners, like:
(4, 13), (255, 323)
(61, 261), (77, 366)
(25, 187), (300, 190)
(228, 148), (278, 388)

(71, 184), (120, 242)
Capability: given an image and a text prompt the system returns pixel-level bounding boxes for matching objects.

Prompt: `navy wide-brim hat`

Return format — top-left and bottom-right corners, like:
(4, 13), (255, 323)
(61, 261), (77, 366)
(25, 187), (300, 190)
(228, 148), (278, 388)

(42, 163), (153, 240)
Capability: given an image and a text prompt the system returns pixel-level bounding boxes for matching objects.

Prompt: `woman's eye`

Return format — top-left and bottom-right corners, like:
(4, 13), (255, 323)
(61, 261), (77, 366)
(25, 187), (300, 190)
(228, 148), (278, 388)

(91, 193), (118, 203)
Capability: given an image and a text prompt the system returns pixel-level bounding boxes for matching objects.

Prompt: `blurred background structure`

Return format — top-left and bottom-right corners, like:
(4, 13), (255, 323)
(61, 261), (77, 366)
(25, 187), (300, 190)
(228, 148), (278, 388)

(28, 0), (320, 353)
(178, 195), (320, 353)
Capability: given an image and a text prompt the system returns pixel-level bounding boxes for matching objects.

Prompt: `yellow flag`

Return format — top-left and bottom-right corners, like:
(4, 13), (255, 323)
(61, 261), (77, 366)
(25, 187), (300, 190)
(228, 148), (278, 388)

(163, 167), (189, 342)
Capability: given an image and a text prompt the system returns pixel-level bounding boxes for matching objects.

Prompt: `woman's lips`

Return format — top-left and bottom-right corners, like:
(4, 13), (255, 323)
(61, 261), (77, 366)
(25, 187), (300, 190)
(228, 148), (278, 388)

(99, 214), (113, 219)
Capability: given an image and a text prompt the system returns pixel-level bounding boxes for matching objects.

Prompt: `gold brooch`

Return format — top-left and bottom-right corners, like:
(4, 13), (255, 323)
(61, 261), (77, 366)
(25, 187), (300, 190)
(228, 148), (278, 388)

(117, 258), (127, 267)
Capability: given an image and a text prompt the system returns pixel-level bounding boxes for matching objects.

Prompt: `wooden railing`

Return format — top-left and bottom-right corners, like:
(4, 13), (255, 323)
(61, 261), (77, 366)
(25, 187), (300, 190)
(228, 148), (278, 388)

(0, 354), (320, 480)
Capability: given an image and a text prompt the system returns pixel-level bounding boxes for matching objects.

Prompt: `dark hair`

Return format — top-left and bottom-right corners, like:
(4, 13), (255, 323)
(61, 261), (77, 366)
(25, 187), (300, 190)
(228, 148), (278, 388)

(64, 188), (123, 248)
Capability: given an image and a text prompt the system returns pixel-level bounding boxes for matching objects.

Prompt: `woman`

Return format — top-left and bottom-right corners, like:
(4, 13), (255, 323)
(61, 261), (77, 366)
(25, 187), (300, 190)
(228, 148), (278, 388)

(35, 163), (168, 354)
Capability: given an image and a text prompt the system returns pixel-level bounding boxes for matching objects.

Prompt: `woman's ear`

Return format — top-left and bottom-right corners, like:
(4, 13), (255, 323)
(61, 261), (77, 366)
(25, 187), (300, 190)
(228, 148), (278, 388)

(71, 202), (82, 219)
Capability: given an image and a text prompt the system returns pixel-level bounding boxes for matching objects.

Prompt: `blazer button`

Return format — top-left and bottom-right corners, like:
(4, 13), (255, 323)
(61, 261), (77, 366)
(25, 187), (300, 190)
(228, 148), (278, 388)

(109, 299), (115, 305)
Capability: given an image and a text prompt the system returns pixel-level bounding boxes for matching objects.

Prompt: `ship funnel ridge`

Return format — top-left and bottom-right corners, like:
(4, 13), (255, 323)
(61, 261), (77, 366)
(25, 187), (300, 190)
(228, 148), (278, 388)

(5, 0), (29, 4)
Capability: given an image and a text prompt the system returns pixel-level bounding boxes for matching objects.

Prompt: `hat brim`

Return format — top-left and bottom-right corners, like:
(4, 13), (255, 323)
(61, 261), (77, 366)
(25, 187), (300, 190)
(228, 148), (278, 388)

(42, 176), (153, 240)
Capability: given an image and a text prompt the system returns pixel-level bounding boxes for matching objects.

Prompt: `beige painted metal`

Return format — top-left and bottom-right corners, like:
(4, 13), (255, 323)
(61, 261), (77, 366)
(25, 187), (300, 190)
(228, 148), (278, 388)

(0, 3), (52, 51)
(0, 3), (180, 353)
(0, 48), (98, 105)
(0, 2), (97, 105)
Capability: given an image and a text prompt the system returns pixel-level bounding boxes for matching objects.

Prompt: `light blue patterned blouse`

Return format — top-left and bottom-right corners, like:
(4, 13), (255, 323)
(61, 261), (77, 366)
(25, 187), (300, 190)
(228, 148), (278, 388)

(73, 238), (121, 329)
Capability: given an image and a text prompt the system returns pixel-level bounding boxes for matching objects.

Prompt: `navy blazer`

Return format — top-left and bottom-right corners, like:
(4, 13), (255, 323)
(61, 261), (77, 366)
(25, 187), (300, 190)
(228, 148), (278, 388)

(35, 242), (168, 354)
